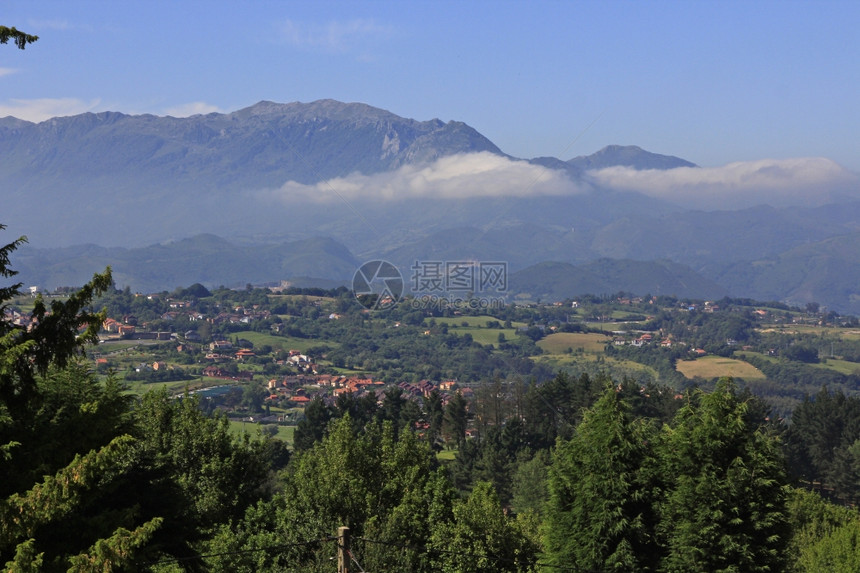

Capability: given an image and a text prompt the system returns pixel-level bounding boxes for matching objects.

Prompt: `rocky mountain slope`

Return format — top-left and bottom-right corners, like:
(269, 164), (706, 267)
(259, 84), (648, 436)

(3, 99), (860, 312)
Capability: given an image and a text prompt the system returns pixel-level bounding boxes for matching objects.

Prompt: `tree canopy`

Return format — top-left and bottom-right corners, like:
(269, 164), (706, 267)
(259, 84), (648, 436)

(0, 26), (38, 49)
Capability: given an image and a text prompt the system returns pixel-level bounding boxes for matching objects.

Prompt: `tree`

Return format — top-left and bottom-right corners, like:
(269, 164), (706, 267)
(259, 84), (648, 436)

(0, 226), (165, 569)
(206, 417), (446, 572)
(510, 450), (550, 516)
(130, 389), (273, 555)
(0, 230), (112, 414)
(659, 378), (791, 572)
(241, 383), (266, 413)
(293, 396), (331, 452)
(442, 392), (468, 449)
(0, 26), (38, 49)
(787, 488), (860, 572)
(543, 385), (661, 571)
(425, 389), (445, 447)
(429, 481), (539, 573)
(785, 387), (860, 500)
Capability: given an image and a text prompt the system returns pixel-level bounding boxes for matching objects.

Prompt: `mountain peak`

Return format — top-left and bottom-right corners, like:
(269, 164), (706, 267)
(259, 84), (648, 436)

(568, 145), (697, 171)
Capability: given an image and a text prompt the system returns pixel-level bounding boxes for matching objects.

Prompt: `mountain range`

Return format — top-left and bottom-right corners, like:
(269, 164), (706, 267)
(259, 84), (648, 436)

(2, 100), (860, 313)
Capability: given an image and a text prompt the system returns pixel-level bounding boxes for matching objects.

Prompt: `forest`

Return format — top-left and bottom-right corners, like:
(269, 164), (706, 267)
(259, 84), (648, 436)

(4, 227), (860, 571)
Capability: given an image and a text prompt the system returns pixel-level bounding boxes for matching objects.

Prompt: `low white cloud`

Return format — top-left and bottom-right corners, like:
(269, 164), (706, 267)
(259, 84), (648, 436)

(278, 18), (392, 54)
(260, 154), (860, 210)
(162, 102), (222, 117)
(587, 158), (860, 208)
(0, 98), (101, 122)
(0, 68), (16, 78)
(261, 152), (588, 203)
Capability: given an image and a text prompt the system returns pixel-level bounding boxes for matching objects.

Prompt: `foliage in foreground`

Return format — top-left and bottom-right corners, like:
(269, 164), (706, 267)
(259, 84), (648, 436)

(3, 225), (860, 571)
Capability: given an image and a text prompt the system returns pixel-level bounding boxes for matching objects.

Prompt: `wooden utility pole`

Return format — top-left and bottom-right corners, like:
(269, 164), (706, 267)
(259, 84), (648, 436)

(337, 526), (350, 573)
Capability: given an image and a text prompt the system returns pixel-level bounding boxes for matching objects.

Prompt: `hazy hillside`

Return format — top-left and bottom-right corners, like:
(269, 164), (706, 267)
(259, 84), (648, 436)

(508, 260), (727, 302)
(708, 232), (860, 315)
(2, 99), (860, 312)
(14, 235), (358, 293)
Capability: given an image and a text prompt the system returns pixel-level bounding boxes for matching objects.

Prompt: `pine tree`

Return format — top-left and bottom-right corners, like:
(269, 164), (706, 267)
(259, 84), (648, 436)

(442, 391), (468, 449)
(659, 378), (791, 572)
(543, 384), (661, 571)
(0, 26), (37, 49)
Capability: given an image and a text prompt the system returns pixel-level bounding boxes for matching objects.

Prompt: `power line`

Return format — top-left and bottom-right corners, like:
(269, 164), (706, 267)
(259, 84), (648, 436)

(356, 535), (597, 572)
(145, 535), (336, 566)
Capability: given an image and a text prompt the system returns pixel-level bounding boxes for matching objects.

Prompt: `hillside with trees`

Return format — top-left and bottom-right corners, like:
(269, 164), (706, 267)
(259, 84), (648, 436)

(5, 221), (860, 569)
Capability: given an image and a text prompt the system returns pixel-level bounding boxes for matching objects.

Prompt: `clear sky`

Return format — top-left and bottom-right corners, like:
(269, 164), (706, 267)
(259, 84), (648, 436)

(2, 0), (859, 170)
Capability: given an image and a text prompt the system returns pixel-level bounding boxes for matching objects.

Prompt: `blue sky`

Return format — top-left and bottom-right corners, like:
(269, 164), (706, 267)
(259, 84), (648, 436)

(2, 0), (859, 170)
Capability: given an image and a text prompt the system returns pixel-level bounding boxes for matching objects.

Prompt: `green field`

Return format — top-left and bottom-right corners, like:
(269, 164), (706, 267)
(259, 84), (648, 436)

(449, 327), (518, 347)
(760, 325), (860, 341)
(229, 420), (296, 444)
(814, 358), (860, 376)
(675, 356), (766, 380)
(538, 332), (610, 354)
(236, 331), (336, 352)
(431, 315), (525, 328)
(429, 315), (524, 348)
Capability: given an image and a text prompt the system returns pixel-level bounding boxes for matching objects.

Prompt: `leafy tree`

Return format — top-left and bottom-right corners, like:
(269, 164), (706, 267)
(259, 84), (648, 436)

(429, 481), (539, 573)
(796, 521), (860, 573)
(786, 488), (860, 571)
(206, 417), (446, 572)
(543, 385), (661, 571)
(293, 396), (331, 452)
(1, 364), (133, 498)
(241, 383), (267, 413)
(659, 378), (791, 572)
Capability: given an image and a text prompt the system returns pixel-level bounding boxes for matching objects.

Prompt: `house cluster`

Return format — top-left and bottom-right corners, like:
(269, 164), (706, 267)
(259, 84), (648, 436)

(203, 340), (262, 363)
(101, 317), (171, 340)
(397, 379), (461, 405)
(265, 374), (384, 405)
(678, 301), (722, 313)
(102, 318), (137, 336)
(263, 373), (462, 409)
(612, 332), (666, 347)
(279, 350), (318, 373)
(612, 332), (706, 354)
(161, 310), (205, 322)
(616, 296), (646, 306)
(201, 366), (253, 381)
(4, 307), (34, 330)
(209, 306), (271, 326)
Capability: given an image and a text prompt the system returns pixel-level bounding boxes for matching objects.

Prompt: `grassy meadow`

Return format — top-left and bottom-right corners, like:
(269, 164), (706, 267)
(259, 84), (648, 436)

(675, 356), (766, 380)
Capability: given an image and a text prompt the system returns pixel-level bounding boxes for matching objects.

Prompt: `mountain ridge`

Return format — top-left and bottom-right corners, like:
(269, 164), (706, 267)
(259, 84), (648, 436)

(2, 99), (859, 312)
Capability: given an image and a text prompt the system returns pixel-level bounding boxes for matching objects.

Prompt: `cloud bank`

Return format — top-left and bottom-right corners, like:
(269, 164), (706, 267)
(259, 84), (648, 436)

(0, 98), (100, 122)
(261, 152), (859, 209)
(587, 158), (860, 208)
(260, 152), (589, 204)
